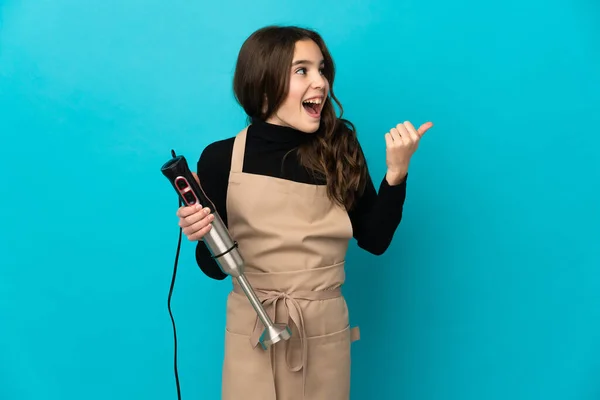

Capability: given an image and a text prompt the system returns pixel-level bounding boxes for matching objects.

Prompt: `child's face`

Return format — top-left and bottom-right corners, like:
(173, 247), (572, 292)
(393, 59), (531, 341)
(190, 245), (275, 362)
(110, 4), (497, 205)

(266, 39), (329, 133)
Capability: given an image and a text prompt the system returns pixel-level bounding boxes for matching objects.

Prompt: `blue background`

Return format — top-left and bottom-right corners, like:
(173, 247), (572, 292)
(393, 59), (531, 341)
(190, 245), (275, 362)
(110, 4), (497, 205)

(1, 0), (599, 399)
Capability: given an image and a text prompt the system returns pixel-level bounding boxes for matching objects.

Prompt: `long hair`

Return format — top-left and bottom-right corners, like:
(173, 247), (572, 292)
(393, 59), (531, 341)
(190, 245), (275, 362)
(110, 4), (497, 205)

(232, 25), (368, 210)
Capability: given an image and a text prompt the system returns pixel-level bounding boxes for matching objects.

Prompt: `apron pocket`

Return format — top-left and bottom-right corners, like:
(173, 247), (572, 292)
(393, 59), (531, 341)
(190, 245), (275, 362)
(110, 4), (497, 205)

(221, 328), (277, 400)
(304, 325), (354, 400)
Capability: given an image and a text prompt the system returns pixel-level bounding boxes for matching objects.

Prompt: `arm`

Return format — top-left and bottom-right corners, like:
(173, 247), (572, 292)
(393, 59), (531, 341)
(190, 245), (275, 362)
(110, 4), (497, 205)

(350, 119), (432, 255)
(349, 171), (407, 255)
(194, 140), (233, 280)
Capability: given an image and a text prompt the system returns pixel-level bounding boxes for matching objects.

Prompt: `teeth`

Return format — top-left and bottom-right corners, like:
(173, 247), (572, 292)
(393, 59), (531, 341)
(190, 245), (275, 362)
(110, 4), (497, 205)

(303, 98), (322, 105)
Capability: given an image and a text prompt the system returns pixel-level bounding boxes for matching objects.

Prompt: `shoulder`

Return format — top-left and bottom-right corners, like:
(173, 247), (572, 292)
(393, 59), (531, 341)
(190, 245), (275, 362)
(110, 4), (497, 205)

(197, 137), (235, 171)
(199, 137), (235, 162)
(198, 126), (253, 170)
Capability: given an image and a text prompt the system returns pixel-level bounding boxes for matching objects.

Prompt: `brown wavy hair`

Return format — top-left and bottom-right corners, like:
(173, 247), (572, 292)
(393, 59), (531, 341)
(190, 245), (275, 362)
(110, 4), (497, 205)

(232, 25), (368, 211)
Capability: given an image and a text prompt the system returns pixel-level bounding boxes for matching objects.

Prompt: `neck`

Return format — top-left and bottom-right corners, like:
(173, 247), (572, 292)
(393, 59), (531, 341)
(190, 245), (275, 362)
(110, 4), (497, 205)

(249, 117), (315, 147)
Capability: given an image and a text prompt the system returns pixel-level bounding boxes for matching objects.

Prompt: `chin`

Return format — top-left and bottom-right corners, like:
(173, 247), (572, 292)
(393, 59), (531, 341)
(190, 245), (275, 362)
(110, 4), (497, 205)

(297, 121), (321, 134)
(296, 112), (322, 133)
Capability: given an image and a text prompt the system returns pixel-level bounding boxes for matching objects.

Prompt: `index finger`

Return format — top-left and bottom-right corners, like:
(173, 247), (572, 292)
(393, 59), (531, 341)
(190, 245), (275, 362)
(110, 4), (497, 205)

(402, 121), (420, 141)
(177, 204), (202, 218)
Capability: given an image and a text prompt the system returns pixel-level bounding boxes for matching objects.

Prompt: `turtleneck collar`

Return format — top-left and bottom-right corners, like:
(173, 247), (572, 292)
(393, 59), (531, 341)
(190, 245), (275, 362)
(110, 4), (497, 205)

(248, 117), (317, 147)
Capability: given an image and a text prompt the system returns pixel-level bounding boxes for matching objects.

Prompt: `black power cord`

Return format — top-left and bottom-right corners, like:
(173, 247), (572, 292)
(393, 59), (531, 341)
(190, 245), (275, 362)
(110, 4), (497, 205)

(167, 149), (183, 400)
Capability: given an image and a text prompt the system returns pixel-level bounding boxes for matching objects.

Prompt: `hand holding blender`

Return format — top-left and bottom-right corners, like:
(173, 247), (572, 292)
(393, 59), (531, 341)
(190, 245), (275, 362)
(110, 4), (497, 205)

(161, 152), (292, 349)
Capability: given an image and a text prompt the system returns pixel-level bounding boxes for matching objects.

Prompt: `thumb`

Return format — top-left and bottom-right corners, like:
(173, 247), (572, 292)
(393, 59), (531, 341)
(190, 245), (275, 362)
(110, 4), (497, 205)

(192, 172), (200, 185)
(418, 122), (434, 136)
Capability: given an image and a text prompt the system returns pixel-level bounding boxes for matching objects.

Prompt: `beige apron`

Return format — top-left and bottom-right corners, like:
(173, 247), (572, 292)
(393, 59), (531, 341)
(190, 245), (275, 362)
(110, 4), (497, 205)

(221, 127), (360, 400)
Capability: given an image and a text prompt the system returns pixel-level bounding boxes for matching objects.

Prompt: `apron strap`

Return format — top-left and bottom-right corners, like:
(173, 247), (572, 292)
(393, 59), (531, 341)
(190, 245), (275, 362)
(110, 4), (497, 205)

(230, 127), (248, 173)
(350, 326), (360, 342)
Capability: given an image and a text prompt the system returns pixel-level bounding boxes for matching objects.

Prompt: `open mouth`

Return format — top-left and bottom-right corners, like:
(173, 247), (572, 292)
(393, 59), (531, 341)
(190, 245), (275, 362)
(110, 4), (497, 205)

(302, 96), (324, 118)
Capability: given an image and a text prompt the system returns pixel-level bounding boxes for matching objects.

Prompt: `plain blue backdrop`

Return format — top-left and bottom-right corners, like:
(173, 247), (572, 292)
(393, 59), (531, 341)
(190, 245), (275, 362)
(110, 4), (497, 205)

(1, 0), (599, 399)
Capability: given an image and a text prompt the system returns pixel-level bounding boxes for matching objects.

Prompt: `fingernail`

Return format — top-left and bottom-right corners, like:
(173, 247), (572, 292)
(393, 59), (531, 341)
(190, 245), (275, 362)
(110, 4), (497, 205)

(195, 204), (202, 209)
(204, 208), (210, 214)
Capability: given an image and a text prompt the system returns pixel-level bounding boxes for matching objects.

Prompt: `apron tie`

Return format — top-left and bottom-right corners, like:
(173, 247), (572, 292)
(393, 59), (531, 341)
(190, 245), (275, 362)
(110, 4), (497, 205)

(232, 285), (342, 397)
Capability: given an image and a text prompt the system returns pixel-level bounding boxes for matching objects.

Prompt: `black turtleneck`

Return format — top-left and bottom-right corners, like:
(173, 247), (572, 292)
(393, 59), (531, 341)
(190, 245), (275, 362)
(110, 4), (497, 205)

(194, 118), (408, 280)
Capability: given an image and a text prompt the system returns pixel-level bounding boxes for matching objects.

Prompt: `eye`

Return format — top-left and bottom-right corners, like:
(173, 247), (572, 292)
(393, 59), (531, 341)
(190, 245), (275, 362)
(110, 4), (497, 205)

(295, 67), (307, 75)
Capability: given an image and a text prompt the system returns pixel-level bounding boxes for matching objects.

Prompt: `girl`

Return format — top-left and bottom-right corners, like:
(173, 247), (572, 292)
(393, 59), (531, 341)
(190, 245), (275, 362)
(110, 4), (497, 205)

(176, 25), (432, 400)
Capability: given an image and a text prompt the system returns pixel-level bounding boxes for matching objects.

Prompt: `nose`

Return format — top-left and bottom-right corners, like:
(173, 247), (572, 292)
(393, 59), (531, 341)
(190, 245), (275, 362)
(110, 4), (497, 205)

(310, 71), (327, 89)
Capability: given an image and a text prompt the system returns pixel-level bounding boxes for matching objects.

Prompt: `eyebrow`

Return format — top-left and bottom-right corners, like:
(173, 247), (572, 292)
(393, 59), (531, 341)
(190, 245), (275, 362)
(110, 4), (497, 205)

(292, 59), (325, 66)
